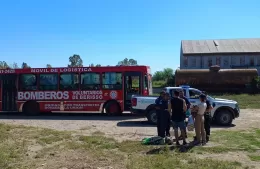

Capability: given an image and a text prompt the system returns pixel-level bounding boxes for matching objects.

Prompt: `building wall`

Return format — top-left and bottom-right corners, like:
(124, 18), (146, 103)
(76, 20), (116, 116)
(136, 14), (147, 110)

(180, 53), (260, 71)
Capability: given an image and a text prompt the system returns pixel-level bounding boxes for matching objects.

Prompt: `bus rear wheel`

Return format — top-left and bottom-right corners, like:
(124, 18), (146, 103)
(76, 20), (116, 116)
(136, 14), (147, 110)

(22, 101), (40, 116)
(104, 101), (121, 115)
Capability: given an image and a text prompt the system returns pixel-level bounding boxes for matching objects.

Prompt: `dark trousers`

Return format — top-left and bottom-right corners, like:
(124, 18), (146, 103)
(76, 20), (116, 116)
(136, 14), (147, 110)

(157, 110), (171, 137)
(204, 113), (212, 136)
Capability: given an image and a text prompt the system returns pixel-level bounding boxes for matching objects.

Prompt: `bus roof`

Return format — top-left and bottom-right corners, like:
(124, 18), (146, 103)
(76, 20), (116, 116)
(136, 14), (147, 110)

(0, 65), (151, 74)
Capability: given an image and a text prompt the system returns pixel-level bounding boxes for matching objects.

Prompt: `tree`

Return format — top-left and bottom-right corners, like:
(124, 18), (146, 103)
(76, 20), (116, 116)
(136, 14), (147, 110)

(0, 61), (9, 69)
(152, 71), (165, 81)
(11, 62), (19, 69)
(117, 58), (137, 66)
(152, 68), (175, 87)
(21, 62), (30, 69)
(163, 68), (174, 81)
(89, 63), (101, 67)
(68, 54), (83, 67)
(46, 64), (52, 68)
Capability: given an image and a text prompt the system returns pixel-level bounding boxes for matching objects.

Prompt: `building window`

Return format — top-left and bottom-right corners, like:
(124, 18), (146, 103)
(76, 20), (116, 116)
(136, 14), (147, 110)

(231, 56), (236, 65)
(60, 73), (79, 90)
(19, 74), (38, 91)
(224, 57), (229, 66)
(102, 72), (122, 90)
(240, 56), (245, 65)
(208, 57), (212, 67)
(39, 74), (58, 91)
(257, 57), (260, 65)
(184, 56), (188, 67)
(216, 56), (221, 66)
(250, 56), (255, 66)
(191, 58), (196, 67)
(81, 73), (101, 90)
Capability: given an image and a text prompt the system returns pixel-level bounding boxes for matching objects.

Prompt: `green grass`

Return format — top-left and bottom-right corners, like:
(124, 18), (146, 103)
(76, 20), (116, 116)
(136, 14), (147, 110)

(211, 93), (260, 109)
(248, 155), (260, 161)
(0, 123), (252, 169)
(153, 80), (166, 87)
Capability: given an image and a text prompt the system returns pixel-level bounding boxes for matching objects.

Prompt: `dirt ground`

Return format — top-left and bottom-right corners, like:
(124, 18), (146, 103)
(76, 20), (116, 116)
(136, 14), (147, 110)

(0, 109), (258, 142)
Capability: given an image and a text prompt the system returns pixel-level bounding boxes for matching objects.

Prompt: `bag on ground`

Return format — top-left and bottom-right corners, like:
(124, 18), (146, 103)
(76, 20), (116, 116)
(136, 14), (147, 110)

(141, 136), (165, 145)
(187, 115), (194, 131)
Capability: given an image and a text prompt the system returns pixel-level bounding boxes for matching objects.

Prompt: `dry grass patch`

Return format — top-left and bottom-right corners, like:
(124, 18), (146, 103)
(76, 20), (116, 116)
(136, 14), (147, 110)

(0, 123), (253, 169)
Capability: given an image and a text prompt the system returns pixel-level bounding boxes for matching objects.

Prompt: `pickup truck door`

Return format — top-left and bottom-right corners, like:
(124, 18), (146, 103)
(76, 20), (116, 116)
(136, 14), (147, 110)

(187, 89), (201, 106)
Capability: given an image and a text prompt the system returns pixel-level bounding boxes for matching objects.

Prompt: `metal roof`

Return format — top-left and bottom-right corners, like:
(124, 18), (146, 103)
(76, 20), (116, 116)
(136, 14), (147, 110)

(181, 38), (260, 54)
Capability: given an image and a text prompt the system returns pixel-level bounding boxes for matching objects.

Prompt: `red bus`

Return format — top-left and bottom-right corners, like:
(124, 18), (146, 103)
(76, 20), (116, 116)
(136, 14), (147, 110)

(0, 66), (152, 115)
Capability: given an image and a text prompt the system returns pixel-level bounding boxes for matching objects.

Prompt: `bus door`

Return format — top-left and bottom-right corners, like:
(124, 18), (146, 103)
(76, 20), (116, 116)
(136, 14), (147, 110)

(123, 72), (142, 110)
(0, 74), (17, 111)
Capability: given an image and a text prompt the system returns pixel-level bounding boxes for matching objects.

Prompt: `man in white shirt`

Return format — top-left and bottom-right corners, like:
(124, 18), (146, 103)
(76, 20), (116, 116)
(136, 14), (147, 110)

(191, 94), (207, 145)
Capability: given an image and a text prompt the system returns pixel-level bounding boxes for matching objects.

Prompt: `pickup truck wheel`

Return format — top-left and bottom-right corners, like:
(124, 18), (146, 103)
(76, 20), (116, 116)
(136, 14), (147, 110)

(216, 109), (233, 126)
(146, 109), (157, 124)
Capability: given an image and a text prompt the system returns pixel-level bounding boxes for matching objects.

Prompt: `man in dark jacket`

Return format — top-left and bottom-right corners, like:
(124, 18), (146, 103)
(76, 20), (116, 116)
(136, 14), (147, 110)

(155, 91), (169, 137)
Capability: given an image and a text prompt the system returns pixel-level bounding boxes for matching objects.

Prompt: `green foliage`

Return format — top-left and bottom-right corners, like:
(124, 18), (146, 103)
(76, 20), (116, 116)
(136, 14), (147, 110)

(152, 68), (175, 87)
(89, 63), (102, 67)
(68, 54), (83, 67)
(0, 61), (10, 69)
(21, 62), (30, 68)
(46, 64), (52, 68)
(117, 58), (137, 66)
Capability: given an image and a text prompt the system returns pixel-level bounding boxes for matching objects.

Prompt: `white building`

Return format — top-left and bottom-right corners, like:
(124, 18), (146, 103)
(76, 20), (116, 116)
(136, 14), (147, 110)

(180, 38), (260, 72)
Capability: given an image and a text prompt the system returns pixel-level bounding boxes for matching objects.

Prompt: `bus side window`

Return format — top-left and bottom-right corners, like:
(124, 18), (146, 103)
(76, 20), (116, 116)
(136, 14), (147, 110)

(39, 74), (58, 91)
(102, 72), (122, 90)
(81, 72), (101, 90)
(19, 74), (38, 91)
(60, 73), (79, 90)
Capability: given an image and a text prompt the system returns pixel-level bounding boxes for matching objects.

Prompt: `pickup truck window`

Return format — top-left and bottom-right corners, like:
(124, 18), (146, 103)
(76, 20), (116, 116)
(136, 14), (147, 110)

(168, 89), (186, 97)
(189, 90), (201, 99)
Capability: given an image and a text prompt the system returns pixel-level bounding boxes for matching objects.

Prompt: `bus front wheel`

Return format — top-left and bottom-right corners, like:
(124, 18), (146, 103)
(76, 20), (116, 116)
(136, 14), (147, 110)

(22, 101), (40, 116)
(104, 101), (122, 115)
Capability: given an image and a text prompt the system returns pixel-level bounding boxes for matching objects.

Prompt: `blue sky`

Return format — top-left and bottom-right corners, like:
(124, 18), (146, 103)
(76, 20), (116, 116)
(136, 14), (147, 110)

(0, 0), (259, 73)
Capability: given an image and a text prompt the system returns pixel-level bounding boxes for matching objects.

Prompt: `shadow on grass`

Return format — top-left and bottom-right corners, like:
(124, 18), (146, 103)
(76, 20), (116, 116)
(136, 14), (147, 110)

(146, 142), (196, 154)
(117, 120), (236, 129)
(117, 120), (155, 127)
(0, 112), (144, 121)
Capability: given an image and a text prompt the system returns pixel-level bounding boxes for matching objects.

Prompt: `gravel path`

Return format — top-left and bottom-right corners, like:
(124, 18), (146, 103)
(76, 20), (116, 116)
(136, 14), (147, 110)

(0, 109), (258, 141)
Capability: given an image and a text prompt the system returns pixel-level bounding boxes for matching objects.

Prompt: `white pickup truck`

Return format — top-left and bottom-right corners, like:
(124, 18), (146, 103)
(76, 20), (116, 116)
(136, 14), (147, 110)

(131, 86), (240, 126)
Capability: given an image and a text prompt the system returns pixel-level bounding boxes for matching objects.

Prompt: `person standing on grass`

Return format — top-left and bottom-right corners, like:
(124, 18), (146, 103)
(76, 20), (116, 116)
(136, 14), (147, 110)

(202, 91), (213, 142)
(179, 90), (191, 139)
(155, 91), (166, 137)
(168, 90), (187, 145)
(193, 91), (213, 142)
(164, 93), (171, 137)
(192, 94), (207, 145)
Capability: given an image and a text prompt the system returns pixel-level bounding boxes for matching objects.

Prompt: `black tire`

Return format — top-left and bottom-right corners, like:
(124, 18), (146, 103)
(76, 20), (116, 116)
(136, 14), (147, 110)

(22, 101), (40, 116)
(215, 109), (233, 126)
(146, 108), (157, 124)
(104, 101), (122, 115)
